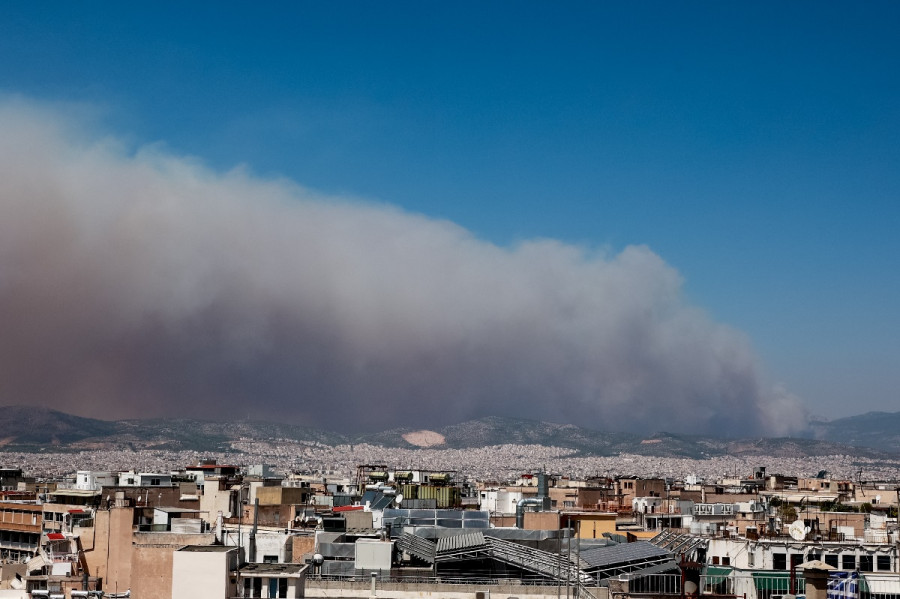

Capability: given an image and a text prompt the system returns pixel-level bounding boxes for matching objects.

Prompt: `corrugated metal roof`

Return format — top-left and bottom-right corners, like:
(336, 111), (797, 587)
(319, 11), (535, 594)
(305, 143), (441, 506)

(579, 541), (669, 569)
(617, 560), (680, 578)
(436, 531), (485, 553)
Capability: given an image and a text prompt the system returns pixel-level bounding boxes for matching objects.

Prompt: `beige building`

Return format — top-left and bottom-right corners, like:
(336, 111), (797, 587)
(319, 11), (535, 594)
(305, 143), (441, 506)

(171, 545), (239, 599)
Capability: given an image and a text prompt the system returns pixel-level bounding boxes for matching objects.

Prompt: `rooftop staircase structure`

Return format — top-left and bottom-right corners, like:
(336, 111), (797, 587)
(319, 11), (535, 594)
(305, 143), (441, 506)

(398, 531), (591, 583)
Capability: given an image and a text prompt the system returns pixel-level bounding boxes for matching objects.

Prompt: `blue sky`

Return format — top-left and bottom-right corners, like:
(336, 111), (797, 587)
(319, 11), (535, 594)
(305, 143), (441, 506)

(2, 2), (898, 423)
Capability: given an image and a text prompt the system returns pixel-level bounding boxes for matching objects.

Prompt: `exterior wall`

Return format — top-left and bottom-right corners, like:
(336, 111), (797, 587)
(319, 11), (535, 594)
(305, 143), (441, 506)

(0, 501), (41, 559)
(355, 539), (392, 570)
(75, 472), (117, 491)
(0, 563), (26, 590)
(105, 507), (135, 595)
(549, 487), (577, 509)
(132, 545), (175, 599)
(617, 479), (665, 506)
(819, 512), (867, 540)
(132, 532), (217, 599)
(233, 529), (292, 564)
(42, 504), (95, 535)
(172, 549), (237, 599)
(344, 511), (373, 531)
(201, 478), (237, 519)
(117, 472), (172, 487)
(707, 537), (899, 572)
(103, 486), (199, 511)
(481, 489), (536, 515)
(702, 490), (760, 503)
(256, 487), (311, 506)
(292, 535), (316, 564)
(567, 514), (617, 539)
(675, 490), (703, 502)
(576, 487), (620, 510)
(490, 515), (516, 527)
(522, 511), (560, 531)
(243, 503), (294, 528)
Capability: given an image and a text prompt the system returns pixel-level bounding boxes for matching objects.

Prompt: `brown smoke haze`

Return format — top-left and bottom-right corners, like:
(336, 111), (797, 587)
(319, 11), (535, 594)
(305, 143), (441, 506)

(0, 101), (807, 435)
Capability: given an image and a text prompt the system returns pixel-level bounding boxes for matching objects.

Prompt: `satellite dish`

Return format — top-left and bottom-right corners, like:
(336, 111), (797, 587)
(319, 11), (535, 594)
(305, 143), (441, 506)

(789, 520), (808, 541)
(394, 493), (404, 507)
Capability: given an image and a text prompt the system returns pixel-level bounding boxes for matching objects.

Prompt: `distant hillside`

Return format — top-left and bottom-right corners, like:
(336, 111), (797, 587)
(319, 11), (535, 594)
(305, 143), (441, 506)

(0, 405), (897, 459)
(812, 411), (900, 452)
(114, 418), (348, 451)
(0, 406), (117, 448)
(350, 415), (891, 459)
(0, 405), (347, 452)
(357, 416), (637, 455)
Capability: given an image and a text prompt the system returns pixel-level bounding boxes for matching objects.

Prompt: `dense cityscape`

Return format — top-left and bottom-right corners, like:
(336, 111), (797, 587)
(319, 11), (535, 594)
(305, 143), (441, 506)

(5, 442), (900, 483)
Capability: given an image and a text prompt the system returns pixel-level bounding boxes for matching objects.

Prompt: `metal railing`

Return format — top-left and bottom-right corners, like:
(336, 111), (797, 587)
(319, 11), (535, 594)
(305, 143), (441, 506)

(600, 572), (806, 598)
(309, 573), (584, 586)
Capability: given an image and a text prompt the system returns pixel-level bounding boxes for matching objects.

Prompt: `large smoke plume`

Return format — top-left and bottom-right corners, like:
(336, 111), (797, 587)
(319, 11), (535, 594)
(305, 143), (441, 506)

(0, 100), (807, 435)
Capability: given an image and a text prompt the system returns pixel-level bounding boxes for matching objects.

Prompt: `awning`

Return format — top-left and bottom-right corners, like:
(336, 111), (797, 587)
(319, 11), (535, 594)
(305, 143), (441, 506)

(704, 566), (733, 586)
(862, 574), (899, 596)
(752, 572), (803, 593)
(46, 533), (65, 541)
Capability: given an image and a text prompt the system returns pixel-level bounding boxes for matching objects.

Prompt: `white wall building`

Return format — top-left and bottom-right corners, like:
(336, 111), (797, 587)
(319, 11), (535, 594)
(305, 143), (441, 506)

(74, 471), (117, 491)
(172, 545), (239, 599)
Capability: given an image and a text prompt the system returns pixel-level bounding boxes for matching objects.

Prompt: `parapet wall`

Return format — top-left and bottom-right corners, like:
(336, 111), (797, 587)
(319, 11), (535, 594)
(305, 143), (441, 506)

(305, 579), (609, 599)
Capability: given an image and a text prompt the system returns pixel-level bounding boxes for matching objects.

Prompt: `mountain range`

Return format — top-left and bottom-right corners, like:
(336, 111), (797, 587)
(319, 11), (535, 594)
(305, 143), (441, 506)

(0, 406), (898, 460)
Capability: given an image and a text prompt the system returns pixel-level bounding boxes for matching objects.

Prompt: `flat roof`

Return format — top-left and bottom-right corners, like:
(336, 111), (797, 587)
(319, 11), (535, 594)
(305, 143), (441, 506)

(178, 545), (235, 552)
(238, 563), (306, 576)
(48, 489), (100, 497)
(155, 507), (203, 513)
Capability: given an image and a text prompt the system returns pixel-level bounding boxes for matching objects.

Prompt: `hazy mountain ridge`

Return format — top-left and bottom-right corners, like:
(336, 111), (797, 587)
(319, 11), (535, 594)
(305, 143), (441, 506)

(811, 411), (900, 451)
(0, 406), (896, 459)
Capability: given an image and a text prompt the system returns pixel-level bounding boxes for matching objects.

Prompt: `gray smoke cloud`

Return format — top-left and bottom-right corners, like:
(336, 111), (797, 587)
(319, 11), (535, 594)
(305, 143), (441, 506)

(0, 100), (808, 435)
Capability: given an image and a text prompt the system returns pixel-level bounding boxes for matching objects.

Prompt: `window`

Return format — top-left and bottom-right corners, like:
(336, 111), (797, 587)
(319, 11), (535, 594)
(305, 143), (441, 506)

(263, 555), (278, 564)
(150, 478), (161, 486)
(842, 554), (856, 570)
(773, 553), (787, 570)
(877, 555), (891, 571)
(722, 557), (731, 566)
(791, 554), (803, 569)
(808, 552), (821, 562)
(712, 556), (720, 565)
(859, 555), (873, 572)
(825, 554), (839, 568)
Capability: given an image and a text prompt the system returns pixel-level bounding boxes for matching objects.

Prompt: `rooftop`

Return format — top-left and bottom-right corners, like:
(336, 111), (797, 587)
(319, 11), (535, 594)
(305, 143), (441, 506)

(238, 563), (307, 576)
(178, 545), (235, 553)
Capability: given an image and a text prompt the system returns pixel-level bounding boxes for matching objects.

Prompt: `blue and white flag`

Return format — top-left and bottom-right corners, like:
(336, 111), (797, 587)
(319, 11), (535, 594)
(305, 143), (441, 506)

(827, 571), (859, 599)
